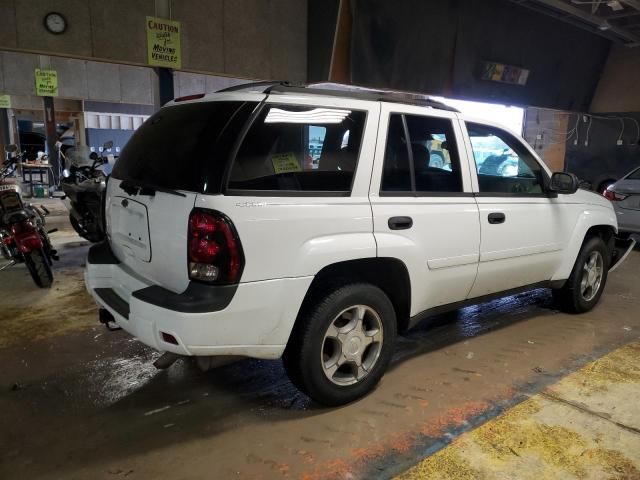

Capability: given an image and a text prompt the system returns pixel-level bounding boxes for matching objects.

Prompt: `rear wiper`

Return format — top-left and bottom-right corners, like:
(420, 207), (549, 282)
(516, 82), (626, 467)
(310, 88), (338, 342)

(120, 180), (186, 198)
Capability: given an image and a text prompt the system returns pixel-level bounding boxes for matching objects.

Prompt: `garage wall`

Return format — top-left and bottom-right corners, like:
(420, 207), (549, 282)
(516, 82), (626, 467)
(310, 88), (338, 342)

(590, 44), (640, 113)
(0, 51), (155, 104)
(0, 0), (307, 81)
(564, 112), (640, 191)
(523, 108), (570, 172)
(310, 0), (610, 110)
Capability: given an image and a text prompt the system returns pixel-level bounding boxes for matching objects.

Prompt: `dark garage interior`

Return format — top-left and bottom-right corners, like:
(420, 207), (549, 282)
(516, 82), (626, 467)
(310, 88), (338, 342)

(1, 0), (640, 478)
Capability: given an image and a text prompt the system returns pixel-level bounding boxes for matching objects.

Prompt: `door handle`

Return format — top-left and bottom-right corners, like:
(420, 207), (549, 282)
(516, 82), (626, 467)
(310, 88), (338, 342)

(488, 212), (506, 224)
(388, 216), (413, 230)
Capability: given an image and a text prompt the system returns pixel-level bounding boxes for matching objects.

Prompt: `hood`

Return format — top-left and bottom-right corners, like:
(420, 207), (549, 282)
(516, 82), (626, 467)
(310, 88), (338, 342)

(571, 188), (614, 210)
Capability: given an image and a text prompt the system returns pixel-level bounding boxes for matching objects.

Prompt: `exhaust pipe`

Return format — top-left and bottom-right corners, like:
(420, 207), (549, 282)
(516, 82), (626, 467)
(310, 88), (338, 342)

(153, 352), (180, 370)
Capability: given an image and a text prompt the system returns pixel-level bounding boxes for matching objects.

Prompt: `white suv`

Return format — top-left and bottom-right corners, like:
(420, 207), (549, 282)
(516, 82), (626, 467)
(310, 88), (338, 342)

(85, 83), (633, 406)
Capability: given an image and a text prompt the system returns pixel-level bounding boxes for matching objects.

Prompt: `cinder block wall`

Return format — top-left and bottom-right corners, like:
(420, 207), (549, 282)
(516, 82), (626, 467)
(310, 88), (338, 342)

(523, 107), (571, 172)
(0, 0), (307, 82)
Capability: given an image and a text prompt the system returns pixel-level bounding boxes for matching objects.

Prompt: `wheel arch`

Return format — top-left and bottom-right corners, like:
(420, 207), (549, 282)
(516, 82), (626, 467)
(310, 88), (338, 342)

(292, 257), (412, 335)
(552, 208), (617, 282)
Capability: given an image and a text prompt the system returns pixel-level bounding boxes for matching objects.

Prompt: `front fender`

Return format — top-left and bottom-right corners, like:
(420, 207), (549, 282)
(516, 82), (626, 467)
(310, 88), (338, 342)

(551, 205), (617, 282)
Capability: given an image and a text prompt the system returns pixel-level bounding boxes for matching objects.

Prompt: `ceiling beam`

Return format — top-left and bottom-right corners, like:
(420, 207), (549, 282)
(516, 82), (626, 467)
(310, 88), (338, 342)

(605, 10), (640, 19)
(527, 0), (640, 44)
(619, 0), (640, 11)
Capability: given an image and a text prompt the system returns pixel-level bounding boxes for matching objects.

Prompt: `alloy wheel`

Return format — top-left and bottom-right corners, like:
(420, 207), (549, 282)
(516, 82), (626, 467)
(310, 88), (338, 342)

(321, 305), (384, 386)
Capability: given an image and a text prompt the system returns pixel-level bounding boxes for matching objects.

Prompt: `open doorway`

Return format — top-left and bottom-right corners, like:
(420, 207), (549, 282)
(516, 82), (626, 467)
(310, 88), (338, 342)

(433, 97), (525, 135)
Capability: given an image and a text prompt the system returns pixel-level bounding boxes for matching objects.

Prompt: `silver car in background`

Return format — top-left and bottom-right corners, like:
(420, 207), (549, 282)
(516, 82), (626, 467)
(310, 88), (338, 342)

(605, 166), (640, 237)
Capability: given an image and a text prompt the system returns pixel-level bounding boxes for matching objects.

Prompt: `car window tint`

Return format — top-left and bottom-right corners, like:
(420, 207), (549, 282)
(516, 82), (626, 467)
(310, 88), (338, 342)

(381, 114), (462, 193)
(228, 105), (366, 193)
(405, 115), (463, 193)
(113, 101), (255, 193)
(467, 123), (545, 195)
(381, 114), (412, 192)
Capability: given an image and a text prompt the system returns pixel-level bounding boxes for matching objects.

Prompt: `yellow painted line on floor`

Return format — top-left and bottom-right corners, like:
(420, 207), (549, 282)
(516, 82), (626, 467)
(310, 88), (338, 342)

(396, 341), (640, 480)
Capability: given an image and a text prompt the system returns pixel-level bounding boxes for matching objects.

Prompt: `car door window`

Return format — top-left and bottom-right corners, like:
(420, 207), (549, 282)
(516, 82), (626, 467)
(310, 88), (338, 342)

(228, 105), (366, 193)
(467, 123), (546, 195)
(381, 113), (463, 194)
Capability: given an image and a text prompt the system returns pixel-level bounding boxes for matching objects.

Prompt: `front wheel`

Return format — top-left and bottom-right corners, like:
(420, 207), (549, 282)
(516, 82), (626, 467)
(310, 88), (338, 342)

(553, 236), (609, 313)
(283, 283), (397, 406)
(25, 249), (53, 288)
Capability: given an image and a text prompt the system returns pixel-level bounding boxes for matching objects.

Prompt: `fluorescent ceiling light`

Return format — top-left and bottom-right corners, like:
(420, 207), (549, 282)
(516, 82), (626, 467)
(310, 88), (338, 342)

(265, 108), (351, 124)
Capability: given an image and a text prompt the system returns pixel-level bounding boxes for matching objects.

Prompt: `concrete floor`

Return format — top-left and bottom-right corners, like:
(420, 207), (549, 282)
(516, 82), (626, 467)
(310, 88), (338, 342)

(1, 201), (639, 479)
(397, 341), (640, 479)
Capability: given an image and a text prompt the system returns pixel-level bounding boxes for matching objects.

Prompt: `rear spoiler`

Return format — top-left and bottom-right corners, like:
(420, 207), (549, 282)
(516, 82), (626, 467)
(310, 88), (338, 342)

(610, 236), (636, 272)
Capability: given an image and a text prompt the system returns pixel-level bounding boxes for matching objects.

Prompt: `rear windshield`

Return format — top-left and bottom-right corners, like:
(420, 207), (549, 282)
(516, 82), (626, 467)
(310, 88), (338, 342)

(227, 105), (367, 194)
(628, 167), (640, 180)
(112, 101), (256, 193)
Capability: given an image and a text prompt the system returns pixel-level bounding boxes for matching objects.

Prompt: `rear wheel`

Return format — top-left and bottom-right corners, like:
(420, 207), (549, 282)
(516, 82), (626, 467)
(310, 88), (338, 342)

(553, 236), (608, 313)
(25, 249), (53, 288)
(283, 283), (397, 406)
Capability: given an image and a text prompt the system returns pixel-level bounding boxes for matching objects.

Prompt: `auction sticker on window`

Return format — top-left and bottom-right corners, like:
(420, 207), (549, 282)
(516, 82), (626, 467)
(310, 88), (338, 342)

(271, 153), (302, 174)
(146, 16), (181, 69)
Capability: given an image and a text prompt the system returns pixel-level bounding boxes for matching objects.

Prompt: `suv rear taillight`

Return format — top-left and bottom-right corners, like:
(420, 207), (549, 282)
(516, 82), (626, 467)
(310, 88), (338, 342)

(603, 188), (628, 202)
(188, 209), (244, 284)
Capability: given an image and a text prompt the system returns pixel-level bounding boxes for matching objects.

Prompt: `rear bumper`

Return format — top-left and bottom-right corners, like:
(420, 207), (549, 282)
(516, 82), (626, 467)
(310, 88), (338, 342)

(85, 242), (313, 359)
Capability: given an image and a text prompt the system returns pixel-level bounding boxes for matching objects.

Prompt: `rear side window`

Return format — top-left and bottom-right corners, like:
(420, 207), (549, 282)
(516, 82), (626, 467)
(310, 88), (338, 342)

(112, 101), (256, 193)
(381, 113), (463, 194)
(227, 105), (367, 194)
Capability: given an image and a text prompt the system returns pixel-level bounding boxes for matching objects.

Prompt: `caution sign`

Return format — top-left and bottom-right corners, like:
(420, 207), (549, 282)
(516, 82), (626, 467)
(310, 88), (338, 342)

(146, 17), (181, 69)
(271, 153), (301, 174)
(0, 94), (10, 108)
(35, 69), (58, 96)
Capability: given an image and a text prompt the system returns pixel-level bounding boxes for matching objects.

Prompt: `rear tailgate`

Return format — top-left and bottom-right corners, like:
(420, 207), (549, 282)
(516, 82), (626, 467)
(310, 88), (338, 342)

(107, 178), (196, 293)
(104, 98), (259, 293)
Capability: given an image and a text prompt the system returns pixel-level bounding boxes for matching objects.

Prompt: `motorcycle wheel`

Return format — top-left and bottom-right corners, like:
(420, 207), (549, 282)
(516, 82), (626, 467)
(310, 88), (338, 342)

(25, 249), (53, 288)
(69, 213), (84, 236)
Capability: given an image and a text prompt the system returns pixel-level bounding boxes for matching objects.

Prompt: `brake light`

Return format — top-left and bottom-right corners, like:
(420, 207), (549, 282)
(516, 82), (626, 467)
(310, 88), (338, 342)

(603, 188), (628, 202)
(174, 93), (205, 102)
(188, 209), (244, 284)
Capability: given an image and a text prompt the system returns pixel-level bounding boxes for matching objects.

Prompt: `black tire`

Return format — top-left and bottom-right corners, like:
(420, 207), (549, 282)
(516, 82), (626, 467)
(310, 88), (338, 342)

(283, 283), (397, 406)
(553, 236), (609, 313)
(69, 213), (83, 236)
(25, 249), (53, 288)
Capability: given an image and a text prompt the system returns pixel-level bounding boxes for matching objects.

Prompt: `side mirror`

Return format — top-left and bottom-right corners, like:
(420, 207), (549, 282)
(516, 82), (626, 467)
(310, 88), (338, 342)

(4, 144), (18, 154)
(550, 172), (579, 194)
(89, 152), (99, 161)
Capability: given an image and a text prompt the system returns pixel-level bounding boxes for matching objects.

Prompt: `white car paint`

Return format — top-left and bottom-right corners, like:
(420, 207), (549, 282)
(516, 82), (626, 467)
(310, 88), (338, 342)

(85, 88), (619, 359)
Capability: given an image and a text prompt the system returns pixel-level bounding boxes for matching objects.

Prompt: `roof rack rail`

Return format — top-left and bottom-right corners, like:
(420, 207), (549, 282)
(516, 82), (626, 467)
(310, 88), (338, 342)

(269, 83), (460, 112)
(216, 80), (305, 93)
(216, 81), (460, 113)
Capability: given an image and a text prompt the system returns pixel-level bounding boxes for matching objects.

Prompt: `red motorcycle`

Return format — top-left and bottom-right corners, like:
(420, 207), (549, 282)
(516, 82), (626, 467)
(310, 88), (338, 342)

(0, 145), (58, 287)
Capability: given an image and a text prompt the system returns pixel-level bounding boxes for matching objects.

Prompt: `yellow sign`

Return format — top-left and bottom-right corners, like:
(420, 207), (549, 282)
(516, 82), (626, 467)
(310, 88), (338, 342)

(271, 153), (301, 174)
(0, 94), (10, 108)
(146, 16), (181, 69)
(35, 69), (58, 96)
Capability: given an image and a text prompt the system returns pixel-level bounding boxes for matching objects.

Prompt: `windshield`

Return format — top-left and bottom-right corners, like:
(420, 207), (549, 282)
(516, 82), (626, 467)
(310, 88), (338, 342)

(112, 101), (257, 193)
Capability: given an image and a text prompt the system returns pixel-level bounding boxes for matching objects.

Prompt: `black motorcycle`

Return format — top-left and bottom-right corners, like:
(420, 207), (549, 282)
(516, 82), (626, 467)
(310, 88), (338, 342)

(59, 142), (112, 243)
